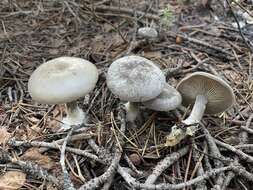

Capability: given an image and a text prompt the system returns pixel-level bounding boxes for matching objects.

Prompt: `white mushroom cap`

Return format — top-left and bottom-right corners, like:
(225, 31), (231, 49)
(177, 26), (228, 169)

(143, 84), (182, 111)
(137, 27), (158, 39)
(107, 55), (166, 102)
(177, 72), (235, 114)
(28, 57), (98, 104)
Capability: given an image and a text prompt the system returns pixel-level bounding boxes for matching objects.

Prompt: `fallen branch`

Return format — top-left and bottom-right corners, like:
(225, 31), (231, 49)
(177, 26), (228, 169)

(78, 104), (126, 190)
(166, 32), (234, 60)
(39, 132), (96, 153)
(118, 165), (232, 190)
(224, 0), (253, 53)
(215, 139), (253, 164)
(191, 140), (207, 190)
(201, 124), (225, 189)
(0, 149), (60, 186)
(144, 146), (189, 185)
(60, 128), (76, 190)
(222, 114), (253, 190)
(8, 139), (103, 164)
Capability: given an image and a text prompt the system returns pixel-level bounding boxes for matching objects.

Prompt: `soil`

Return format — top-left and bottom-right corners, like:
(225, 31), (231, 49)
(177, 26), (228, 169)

(0, 0), (253, 190)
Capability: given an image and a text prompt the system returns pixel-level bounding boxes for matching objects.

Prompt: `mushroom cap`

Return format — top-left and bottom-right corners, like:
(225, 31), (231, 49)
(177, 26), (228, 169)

(137, 27), (158, 39)
(107, 55), (166, 102)
(177, 72), (235, 114)
(143, 84), (182, 111)
(28, 57), (98, 104)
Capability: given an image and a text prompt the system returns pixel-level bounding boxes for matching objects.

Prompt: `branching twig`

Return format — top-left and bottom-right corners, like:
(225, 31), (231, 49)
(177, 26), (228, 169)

(0, 149), (60, 186)
(118, 165), (232, 190)
(215, 139), (253, 163)
(144, 146), (189, 185)
(60, 128), (76, 190)
(191, 140), (207, 190)
(166, 32), (234, 60)
(8, 139), (103, 164)
(201, 124), (225, 189)
(78, 104), (126, 190)
(224, 0), (253, 53)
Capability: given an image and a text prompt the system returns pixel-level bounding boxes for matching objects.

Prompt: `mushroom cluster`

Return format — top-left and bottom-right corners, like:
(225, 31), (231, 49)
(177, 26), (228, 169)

(28, 55), (235, 147)
(106, 55), (182, 122)
(106, 58), (235, 146)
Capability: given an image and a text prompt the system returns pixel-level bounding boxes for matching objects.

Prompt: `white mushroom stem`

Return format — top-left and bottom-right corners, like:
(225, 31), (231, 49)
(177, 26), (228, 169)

(182, 95), (208, 126)
(124, 102), (139, 122)
(61, 101), (86, 130)
(165, 95), (208, 146)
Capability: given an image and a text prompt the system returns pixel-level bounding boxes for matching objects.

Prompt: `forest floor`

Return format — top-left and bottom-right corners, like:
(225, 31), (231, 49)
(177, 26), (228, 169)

(0, 0), (253, 190)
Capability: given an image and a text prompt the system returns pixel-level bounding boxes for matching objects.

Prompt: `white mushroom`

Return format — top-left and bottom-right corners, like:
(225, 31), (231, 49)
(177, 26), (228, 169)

(28, 57), (98, 130)
(166, 72), (235, 146)
(106, 55), (166, 122)
(137, 27), (158, 39)
(143, 84), (182, 111)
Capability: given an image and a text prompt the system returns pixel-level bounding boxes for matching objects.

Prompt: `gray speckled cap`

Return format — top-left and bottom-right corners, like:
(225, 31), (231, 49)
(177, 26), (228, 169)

(137, 27), (158, 39)
(143, 84), (182, 111)
(28, 57), (98, 104)
(177, 72), (235, 114)
(106, 55), (166, 102)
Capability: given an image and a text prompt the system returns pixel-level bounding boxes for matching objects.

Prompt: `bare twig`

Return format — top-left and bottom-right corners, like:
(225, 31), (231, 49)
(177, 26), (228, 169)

(191, 140), (207, 190)
(8, 139), (103, 164)
(201, 124), (225, 189)
(144, 146), (189, 185)
(0, 149), (60, 186)
(215, 139), (253, 163)
(166, 32), (234, 60)
(60, 128), (76, 190)
(78, 104), (126, 190)
(118, 165), (232, 190)
(224, 0), (253, 53)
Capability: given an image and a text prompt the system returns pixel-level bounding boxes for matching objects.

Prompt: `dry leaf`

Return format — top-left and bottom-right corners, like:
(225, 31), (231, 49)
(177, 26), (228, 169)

(0, 128), (11, 145)
(21, 148), (54, 170)
(0, 171), (26, 190)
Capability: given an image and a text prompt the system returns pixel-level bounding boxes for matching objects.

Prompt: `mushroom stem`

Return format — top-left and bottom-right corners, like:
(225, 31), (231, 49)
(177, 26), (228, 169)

(165, 95), (208, 147)
(66, 101), (79, 114)
(61, 101), (86, 129)
(125, 102), (139, 122)
(182, 95), (208, 125)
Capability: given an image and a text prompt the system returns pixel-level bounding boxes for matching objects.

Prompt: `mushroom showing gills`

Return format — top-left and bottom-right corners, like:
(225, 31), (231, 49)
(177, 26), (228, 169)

(106, 55), (166, 122)
(28, 57), (98, 130)
(166, 72), (235, 146)
(143, 84), (182, 112)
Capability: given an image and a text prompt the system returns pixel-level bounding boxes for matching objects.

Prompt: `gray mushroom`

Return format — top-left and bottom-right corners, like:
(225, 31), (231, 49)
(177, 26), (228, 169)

(166, 72), (235, 146)
(28, 57), (98, 130)
(137, 27), (158, 39)
(106, 55), (166, 122)
(143, 84), (182, 111)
